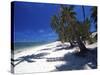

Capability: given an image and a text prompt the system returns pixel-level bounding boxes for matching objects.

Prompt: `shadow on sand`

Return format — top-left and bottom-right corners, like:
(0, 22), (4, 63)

(12, 52), (50, 67)
(53, 44), (77, 52)
(11, 44), (74, 67)
(12, 45), (97, 71)
(40, 44), (74, 52)
(56, 47), (97, 71)
(48, 47), (97, 71)
(40, 48), (52, 51)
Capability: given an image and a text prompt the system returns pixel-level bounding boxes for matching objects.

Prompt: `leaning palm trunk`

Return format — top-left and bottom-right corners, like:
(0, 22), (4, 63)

(74, 25), (87, 53)
(69, 40), (74, 47)
(76, 36), (87, 53)
(69, 20), (87, 53)
(76, 6), (87, 53)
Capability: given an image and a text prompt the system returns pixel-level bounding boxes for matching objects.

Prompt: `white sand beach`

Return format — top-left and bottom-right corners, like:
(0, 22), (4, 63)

(12, 41), (97, 74)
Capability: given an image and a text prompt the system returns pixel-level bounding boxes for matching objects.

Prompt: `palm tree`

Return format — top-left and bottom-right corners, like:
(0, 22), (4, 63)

(59, 5), (75, 46)
(51, 15), (59, 33)
(60, 5), (87, 53)
(51, 15), (65, 43)
(51, 15), (60, 41)
(51, 5), (88, 54)
(82, 6), (85, 22)
(65, 25), (75, 47)
(91, 7), (97, 29)
(76, 18), (91, 44)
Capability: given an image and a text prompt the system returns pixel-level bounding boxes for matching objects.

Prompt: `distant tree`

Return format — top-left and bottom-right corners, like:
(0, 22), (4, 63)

(91, 7), (97, 29)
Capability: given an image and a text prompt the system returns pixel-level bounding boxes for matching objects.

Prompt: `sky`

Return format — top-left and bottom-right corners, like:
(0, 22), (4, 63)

(13, 1), (96, 42)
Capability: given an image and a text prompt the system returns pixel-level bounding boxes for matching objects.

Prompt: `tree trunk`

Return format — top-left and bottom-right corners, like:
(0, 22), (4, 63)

(69, 40), (74, 48)
(76, 37), (87, 54)
(70, 42), (74, 47)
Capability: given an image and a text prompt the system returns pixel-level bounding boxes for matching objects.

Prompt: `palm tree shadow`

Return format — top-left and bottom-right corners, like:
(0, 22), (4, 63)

(53, 44), (76, 52)
(46, 57), (64, 62)
(40, 48), (52, 51)
(12, 52), (50, 67)
(50, 47), (97, 71)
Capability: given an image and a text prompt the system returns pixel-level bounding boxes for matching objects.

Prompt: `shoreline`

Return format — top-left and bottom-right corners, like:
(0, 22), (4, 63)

(14, 41), (58, 54)
(14, 41), (62, 59)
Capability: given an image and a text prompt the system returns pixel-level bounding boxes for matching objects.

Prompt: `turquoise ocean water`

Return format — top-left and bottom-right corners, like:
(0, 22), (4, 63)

(13, 41), (53, 54)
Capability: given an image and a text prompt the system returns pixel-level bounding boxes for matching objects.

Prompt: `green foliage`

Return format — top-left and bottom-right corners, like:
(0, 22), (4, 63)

(76, 18), (91, 41)
(51, 15), (66, 43)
